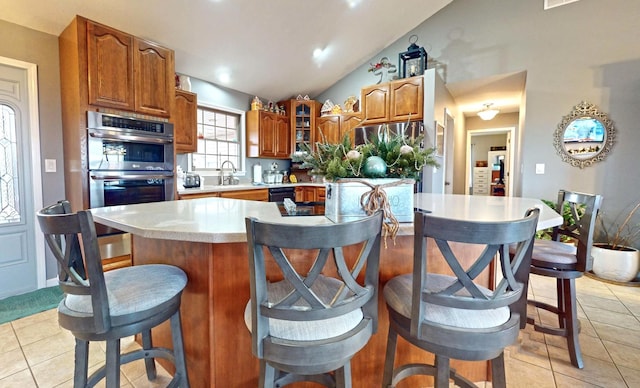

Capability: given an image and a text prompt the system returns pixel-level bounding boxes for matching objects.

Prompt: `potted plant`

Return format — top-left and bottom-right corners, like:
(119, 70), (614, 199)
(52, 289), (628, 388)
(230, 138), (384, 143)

(535, 198), (584, 243)
(592, 201), (640, 283)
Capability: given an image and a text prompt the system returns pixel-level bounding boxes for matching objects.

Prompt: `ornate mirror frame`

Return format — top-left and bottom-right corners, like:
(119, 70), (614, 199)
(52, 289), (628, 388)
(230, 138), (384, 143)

(553, 101), (616, 168)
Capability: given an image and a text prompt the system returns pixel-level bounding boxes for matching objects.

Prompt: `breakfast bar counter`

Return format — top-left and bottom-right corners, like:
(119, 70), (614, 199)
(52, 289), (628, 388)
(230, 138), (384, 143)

(91, 194), (561, 387)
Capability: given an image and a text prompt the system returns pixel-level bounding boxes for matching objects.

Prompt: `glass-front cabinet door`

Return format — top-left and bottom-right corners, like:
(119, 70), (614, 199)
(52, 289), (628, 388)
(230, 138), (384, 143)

(280, 99), (320, 155)
(295, 102), (312, 153)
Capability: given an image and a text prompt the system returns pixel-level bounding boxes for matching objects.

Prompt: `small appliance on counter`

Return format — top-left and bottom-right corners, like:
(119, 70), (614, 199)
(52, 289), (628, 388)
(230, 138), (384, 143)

(252, 164), (263, 184)
(183, 173), (201, 188)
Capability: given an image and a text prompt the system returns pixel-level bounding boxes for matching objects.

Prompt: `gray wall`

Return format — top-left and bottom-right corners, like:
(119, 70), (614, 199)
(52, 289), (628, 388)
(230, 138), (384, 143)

(318, 0), (640, 247)
(0, 19), (65, 278)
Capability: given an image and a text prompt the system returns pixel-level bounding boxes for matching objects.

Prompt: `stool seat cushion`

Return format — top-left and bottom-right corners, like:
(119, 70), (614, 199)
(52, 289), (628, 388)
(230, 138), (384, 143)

(245, 275), (364, 341)
(64, 264), (187, 318)
(530, 239), (577, 267)
(384, 274), (510, 329)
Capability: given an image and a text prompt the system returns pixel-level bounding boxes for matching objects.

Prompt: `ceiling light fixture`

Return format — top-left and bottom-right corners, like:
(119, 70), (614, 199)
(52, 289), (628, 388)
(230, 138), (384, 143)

(346, 0), (362, 8)
(313, 48), (323, 58)
(477, 103), (499, 120)
(218, 72), (230, 84)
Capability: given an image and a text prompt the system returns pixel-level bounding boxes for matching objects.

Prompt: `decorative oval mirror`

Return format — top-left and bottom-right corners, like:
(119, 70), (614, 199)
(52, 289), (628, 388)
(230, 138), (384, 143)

(553, 101), (616, 168)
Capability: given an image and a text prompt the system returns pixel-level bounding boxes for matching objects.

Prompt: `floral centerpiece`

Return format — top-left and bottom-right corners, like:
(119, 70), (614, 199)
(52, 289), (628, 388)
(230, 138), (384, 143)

(292, 125), (438, 243)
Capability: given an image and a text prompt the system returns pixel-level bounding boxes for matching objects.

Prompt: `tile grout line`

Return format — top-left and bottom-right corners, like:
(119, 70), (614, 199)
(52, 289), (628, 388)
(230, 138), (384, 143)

(10, 320), (40, 386)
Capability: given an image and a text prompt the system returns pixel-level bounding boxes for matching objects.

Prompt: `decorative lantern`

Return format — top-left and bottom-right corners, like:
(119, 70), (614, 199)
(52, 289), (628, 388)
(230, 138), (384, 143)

(398, 35), (428, 78)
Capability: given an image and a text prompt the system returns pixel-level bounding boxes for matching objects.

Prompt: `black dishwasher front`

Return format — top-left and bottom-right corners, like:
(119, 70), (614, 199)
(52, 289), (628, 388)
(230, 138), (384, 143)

(268, 187), (296, 202)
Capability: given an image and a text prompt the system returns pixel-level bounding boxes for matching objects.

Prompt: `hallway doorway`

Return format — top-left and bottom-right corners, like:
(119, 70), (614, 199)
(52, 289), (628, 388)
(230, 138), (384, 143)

(465, 127), (515, 197)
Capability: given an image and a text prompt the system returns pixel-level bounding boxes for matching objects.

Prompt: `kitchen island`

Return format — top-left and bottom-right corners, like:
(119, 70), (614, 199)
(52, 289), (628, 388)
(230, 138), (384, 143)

(91, 194), (561, 387)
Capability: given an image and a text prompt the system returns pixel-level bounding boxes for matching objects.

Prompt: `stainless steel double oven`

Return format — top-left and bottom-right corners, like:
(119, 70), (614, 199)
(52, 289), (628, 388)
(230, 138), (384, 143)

(87, 111), (175, 208)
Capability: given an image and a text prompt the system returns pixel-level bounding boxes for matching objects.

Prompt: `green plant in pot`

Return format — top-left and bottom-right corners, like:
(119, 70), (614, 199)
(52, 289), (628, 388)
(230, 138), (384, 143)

(536, 198), (584, 243)
(592, 201), (640, 283)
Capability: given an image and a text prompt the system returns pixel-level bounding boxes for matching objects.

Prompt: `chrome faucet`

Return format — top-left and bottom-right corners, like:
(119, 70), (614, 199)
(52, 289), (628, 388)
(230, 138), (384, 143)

(219, 160), (237, 185)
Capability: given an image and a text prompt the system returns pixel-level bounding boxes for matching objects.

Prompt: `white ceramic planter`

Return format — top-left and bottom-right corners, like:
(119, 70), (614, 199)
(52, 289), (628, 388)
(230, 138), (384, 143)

(591, 243), (640, 282)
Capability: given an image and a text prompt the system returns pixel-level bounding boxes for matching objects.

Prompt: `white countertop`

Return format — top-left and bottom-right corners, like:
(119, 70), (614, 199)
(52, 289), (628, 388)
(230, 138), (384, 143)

(90, 193), (561, 244)
(414, 194), (561, 230)
(91, 197), (334, 243)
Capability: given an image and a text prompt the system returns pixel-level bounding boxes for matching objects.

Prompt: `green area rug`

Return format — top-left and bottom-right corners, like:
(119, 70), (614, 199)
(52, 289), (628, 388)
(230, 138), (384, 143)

(0, 286), (63, 325)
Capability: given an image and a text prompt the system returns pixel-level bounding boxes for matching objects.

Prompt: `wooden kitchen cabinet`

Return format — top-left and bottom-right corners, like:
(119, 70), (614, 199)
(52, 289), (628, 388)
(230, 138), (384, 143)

(179, 189), (268, 201)
(86, 18), (174, 117)
(178, 191), (220, 200)
(219, 188), (268, 201)
(316, 115), (341, 144)
(86, 21), (135, 111)
(294, 186), (325, 202)
(361, 83), (390, 124)
(389, 76), (424, 122)
(360, 76), (423, 125)
(59, 15), (176, 210)
(316, 113), (363, 146)
(280, 99), (321, 154)
(295, 186), (325, 215)
(133, 38), (175, 117)
(174, 90), (198, 153)
(340, 113), (363, 145)
(246, 110), (290, 159)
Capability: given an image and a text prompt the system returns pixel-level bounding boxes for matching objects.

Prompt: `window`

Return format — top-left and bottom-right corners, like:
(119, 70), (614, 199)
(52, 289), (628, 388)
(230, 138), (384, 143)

(0, 104), (20, 224)
(191, 105), (242, 171)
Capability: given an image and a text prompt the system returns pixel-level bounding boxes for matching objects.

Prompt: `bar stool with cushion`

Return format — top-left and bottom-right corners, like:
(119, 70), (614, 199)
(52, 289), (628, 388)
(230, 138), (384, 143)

(382, 208), (540, 388)
(37, 200), (190, 387)
(526, 190), (602, 369)
(244, 213), (383, 388)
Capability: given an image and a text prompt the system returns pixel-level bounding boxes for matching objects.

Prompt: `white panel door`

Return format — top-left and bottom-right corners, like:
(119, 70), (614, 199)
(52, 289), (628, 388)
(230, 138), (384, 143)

(0, 59), (42, 298)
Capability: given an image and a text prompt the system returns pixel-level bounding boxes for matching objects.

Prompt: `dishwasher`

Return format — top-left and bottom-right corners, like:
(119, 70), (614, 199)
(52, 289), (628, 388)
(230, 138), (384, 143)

(268, 186), (296, 202)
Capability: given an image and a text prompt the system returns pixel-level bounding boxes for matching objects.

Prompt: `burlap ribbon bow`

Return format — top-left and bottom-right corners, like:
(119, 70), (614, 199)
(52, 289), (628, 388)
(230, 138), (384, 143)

(345, 178), (414, 247)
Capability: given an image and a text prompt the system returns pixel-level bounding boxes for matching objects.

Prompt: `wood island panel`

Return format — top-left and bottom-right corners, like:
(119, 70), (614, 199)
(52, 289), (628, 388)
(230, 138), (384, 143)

(131, 234), (489, 387)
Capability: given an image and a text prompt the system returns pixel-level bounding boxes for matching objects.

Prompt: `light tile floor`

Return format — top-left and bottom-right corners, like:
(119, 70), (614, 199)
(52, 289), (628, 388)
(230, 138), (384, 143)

(0, 308), (172, 387)
(505, 274), (640, 387)
(1, 274), (639, 387)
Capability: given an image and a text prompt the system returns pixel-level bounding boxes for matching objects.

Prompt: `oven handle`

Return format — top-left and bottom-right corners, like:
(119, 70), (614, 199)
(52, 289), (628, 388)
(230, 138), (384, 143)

(90, 172), (174, 180)
(89, 130), (173, 144)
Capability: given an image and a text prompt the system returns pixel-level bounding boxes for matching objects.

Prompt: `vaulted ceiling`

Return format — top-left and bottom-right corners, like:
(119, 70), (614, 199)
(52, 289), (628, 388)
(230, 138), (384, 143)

(0, 0), (453, 101)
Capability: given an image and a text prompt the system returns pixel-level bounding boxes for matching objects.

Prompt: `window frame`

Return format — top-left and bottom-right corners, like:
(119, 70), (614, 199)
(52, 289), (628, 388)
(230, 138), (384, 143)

(188, 101), (246, 179)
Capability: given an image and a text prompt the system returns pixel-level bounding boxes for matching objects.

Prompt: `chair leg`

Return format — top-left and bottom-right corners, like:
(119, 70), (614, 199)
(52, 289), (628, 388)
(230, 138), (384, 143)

(170, 310), (190, 387)
(382, 324), (399, 387)
(105, 339), (121, 388)
(491, 352), (506, 388)
(74, 338), (89, 387)
(434, 355), (450, 388)
(141, 329), (157, 380)
(335, 363), (352, 388)
(564, 278), (584, 369)
(557, 278), (566, 329)
(259, 360), (276, 388)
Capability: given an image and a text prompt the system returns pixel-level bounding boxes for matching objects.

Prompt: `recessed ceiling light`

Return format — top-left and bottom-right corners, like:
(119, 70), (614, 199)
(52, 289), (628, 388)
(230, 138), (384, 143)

(346, 0), (362, 8)
(218, 72), (230, 84)
(313, 48), (323, 58)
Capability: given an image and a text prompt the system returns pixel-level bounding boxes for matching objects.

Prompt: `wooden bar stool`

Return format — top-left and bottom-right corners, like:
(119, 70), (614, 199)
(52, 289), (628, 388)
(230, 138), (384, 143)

(244, 213), (383, 387)
(526, 190), (602, 368)
(382, 208), (540, 387)
(37, 200), (190, 387)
